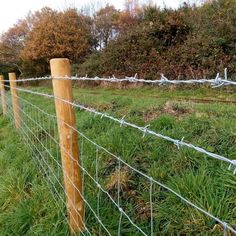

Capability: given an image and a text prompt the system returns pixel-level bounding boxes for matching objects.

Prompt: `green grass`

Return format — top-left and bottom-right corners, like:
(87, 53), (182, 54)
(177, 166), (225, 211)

(0, 115), (70, 235)
(0, 85), (236, 235)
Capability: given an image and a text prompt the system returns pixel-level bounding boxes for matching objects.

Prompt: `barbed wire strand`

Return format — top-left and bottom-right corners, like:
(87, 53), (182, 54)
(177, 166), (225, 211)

(2, 68), (236, 87)
(2, 76), (51, 82)
(12, 94), (236, 235)
(4, 84), (235, 168)
(69, 73), (236, 87)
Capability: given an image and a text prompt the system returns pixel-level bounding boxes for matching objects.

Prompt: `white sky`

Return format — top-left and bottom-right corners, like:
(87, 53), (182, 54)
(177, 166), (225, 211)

(0, 0), (185, 34)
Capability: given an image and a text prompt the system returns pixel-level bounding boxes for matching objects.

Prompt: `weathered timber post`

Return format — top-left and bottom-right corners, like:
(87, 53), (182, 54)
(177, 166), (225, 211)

(9, 73), (21, 128)
(50, 58), (84, 233)
(0, 75), (7, 114)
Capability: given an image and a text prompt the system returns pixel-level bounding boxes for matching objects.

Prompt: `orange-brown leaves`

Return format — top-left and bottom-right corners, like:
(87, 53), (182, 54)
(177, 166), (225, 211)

(21, 8), (92, 63)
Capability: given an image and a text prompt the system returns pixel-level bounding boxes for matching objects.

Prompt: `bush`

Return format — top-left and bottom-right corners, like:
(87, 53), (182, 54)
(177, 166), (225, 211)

(77, 53), (103, 77)
(78, 0), (236, 79)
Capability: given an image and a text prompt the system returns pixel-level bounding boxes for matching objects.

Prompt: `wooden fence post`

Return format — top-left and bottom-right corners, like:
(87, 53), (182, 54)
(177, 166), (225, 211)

(50, 58), (84, 233)
(0, 75), (7, 115)
(9, 73), (21, 129)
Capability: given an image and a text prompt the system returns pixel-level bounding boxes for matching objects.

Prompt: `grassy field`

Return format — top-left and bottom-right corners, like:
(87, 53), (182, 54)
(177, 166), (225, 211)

(0, 85), (236, 235)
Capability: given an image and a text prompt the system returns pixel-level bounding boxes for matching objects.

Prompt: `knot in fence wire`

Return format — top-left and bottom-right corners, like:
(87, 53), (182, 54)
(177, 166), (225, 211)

(142, 125), (150, 138)
(120, 115), (126, 127)
(174, 137), (185, 150)
(160, 74), (169, 85)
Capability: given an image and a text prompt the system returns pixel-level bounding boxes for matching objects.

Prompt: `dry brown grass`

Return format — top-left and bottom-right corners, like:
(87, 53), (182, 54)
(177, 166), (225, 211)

(106, 167), (131, 193)
(135, 199), (151, 221)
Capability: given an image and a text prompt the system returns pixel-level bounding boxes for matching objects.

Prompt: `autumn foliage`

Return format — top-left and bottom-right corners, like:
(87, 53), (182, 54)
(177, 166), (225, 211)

(78, 0), (236, 79)
(0, 0), (235, 79)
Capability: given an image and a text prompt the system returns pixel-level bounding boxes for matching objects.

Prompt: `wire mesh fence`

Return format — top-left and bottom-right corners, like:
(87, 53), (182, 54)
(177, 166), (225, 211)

(0, 65), (236, 235)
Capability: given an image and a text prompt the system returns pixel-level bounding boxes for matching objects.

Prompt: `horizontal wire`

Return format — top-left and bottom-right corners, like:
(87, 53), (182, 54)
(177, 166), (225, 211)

(68, 73), (236, 87)
(4, 84), (235, 167)
(1, 76), (51, 82)
(14, 94), (236, 235)
(1, 68), (236, 87)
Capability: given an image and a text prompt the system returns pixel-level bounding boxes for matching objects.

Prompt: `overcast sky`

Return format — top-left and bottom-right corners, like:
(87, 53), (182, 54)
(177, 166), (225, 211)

(1, 0), (186, 34)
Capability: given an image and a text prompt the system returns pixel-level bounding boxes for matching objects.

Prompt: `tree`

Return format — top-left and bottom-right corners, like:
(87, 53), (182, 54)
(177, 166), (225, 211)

(116, 1), (141, 33)
(0, 19), (29, 74)
(21, 8), (93, 76)
(94, 4), (119, 48)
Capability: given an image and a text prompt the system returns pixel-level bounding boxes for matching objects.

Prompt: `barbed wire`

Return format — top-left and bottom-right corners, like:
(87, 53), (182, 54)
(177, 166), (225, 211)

(1, 68), (236, 87)
(4, 84), (236, 169)
(9, 93), (236, 235)
(1, 76), (51, 82)
(69, 71), (236, 87)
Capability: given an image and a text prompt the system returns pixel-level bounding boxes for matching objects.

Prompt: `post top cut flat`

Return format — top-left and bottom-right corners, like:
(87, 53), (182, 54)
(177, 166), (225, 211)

(50, 58), (71, 78)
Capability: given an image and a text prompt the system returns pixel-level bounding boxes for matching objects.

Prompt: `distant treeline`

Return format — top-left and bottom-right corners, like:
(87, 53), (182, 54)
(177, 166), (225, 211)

(0, 0), (235, 79)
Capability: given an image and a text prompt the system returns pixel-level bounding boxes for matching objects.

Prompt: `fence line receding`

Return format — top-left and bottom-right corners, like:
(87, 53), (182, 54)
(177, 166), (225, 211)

(0, 59), (235, 235)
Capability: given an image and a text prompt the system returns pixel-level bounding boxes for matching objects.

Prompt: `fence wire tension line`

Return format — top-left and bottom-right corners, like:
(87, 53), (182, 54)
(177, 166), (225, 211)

(2, 67), (236, 87)
(3, 83), (236, 167)
(0, 59), (235, 235)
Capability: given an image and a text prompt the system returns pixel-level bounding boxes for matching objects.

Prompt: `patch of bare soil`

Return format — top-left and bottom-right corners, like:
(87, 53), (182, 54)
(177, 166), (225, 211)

(143, 108), (160, 122)
(143, 101), (193, 122)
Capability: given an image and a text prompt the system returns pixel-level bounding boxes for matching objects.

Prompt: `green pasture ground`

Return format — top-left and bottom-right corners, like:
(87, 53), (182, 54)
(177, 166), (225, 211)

(0, 85), (235, 235)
